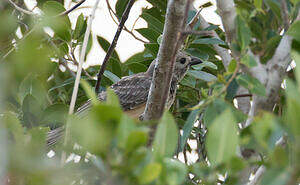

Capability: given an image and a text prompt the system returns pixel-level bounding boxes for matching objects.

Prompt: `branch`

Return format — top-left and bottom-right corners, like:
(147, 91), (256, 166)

(57, 0), (86, 17)
(216, 0), (237, 44)
(6, 0), (36, 15)
(279, 0), (290, 31)
(142, 0), (189, 121)
(61, 0), (100, 164)
(105, 0), (147, 43)
(197, 14), (232, 69)
(95, 0), (135, 93)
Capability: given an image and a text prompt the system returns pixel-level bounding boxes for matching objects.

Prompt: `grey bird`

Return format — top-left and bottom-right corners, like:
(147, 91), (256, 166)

(47, 52), (202, 146)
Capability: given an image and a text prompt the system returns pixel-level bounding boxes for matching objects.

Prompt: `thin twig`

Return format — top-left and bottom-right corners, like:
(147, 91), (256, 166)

(1, 27), (36, 62)
(6, 0), (36, 15)
(192, 62), (240, 110)
(131, 15), (141, 32)
(69, 52), (94, 80)
(57, 0), (86, 17)
(95, 0), (135, 93)
(188, 8), (203, 29)
(59, 58), (76, 77)
(61, 0), (100, 165)
(234, 93), (252, 99)
(105, 0), (147, 43)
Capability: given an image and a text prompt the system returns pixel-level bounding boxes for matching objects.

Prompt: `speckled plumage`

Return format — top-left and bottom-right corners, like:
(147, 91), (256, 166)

(47, 52), (202, 146)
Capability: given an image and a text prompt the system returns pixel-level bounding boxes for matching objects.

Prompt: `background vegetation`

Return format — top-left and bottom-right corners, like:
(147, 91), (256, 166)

(0, 0), (299, 184)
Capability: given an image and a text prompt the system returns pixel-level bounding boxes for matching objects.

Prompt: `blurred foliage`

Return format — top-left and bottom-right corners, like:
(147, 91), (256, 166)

(0, 0), (299, 184)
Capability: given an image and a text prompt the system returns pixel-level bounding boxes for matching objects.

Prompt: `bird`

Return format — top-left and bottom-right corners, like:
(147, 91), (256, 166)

(47, 51), (202, 146)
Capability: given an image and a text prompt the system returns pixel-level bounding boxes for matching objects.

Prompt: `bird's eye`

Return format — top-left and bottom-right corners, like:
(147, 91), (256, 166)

(179, 58), (186, 64)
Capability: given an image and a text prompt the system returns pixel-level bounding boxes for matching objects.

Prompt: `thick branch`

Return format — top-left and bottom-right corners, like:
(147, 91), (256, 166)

(95, 0), (135, 93)
(143, 0), (187, 120)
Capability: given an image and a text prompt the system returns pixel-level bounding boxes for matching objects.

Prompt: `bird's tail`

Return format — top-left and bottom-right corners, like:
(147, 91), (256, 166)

(46, 127), (65, 147)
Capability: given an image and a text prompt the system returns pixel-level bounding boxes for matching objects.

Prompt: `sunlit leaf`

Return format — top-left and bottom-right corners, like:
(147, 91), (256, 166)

(153, 112), (178, 159)
(188, 70), (217, 82)
(241, 54), (257, 68)
(206, 109), (238, 167)
(163, 158), (187, 185)
(287, 21), (300, 42)
(138, 163), (162, 184)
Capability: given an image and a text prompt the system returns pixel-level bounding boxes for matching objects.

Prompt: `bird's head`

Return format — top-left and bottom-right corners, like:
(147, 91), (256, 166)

(146, 51), (203, 81)
(173, 52), (202, 81)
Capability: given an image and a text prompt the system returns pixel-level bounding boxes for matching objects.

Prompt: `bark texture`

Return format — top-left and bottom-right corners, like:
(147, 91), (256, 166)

(143, 0), (186, 120)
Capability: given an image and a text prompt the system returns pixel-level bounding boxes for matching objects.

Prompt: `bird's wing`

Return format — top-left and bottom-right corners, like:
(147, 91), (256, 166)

(75, 73), (152, 116)
(112, 74), (152, 111)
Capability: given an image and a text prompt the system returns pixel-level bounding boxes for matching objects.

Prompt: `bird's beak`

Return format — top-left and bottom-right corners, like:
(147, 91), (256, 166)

(189, 56), (203, 66)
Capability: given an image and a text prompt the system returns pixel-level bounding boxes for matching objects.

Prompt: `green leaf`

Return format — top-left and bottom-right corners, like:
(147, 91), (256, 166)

(291, 49), (300, 87)
(103, 70), (120, 83)
(18, 74), (47, 107)
(185, 48), (209, 61)
(192, 61), (218, 70)
(236, 74), (266, 96)
(117, 115), (136, 149)
(136, 28), (160, 43)
(193, 38), (226, 45)
(228, 59), (237, 73)
(127, 62), (148, 73)
(141, 11), (164, 33)
(41, 104), (68, 127)
(179, 109), (201, 152)
(241, 54), (257, 68)
(144, 43), (159, 56)
(251, 113), (276, 150)
(106, 88), (121, 108)
(285, 80), (300, 136)
(125, 131), (148, 153)
(261, 168), (290, 185)
(80, 79), (98, 105)
(290, 0), (300, 5)
(96, 36), (120, 61)
(0, 113), (25, 145)
(138, 163), (162, 184)
(254, 0), (262, 9)
(153, 112), (178, 159)
(188, 70), (217, 82)
(27, 127), (49, 151)
(42, 1), (71, 41)
(146, 0), (167, 13)
(22, 94), (43, 127)
(266, 0), (282, 22)
(180, 75), (196, 88)
(204, 99), (227, 127)
(124, 52), (153, 73)
(226, 79), (239, 101)
(115, 0), (130, 20)
(206, 109), (238, 167)
(287, 21), (300, 42)
(73, 13), (86, 39)
(163, 158), (187, 185)
(236, 15), (251, 51)
(43, 1), (65, 15)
